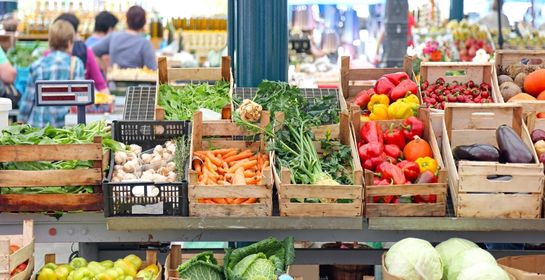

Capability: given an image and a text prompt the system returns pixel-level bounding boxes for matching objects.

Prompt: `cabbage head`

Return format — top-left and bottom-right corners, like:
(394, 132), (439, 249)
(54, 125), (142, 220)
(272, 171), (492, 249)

(435, 238), (478, 277)
(447, 247), (496, 280)
(385, 238), (443, 280)
(457, 262), (510, 280)
(177, 251), (223, 280)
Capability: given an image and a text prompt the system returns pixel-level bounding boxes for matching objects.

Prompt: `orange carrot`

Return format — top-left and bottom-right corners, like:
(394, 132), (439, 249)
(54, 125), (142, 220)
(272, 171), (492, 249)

(207, 151), (223, 167)
(204, 157), (217, 171)
(212, 198), (228, 204)
(193, 160), (202, 172)
(233, 198), (247, 204)
(213, 148), (237, 156)
(257, 154), (263, 170)
(232, 167), (246, 185)
(244, 170), (256, 178)
(225, 198), (235, 204)
(227, 159), (248, 173)
(246, 177), (259, 185)
(223, 149), (238, 159)
(262, 160), (270, 169)
(243, 198), (257, 204)
(194, 151), (206, 159)
(203, 199), (215, 204)
(224, 150), (253, 163)
(241, 160), (257, 170)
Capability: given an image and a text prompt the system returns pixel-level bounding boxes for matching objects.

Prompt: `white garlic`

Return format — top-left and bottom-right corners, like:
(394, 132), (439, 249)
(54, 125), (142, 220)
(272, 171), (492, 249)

(166, 162), (176, 172)
(141, 153), (153, 164)
(129, 144), (142, 154)
(114, 151), (128, 165)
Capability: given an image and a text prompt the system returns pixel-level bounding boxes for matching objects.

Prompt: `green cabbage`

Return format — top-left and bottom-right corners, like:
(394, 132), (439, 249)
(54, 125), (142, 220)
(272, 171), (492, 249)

(177, 252), (223, 280)
(385, 238), (443, 280)
(457, 262), (510, 280)
(435, 238), (478, 278)
(447, 248), (496, 280)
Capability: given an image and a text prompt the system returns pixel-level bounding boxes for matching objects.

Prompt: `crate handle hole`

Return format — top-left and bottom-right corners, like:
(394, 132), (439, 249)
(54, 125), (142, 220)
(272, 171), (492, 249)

(486, 175), (513, 182)
(132, 185), (160, 197)
(444, 70), (466, 77)
(521, 58), (543, 65)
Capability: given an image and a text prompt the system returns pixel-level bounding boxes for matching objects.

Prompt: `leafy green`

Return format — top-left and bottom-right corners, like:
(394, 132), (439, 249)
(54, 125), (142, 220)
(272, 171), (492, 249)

(224, 237), (294, 280)
(320, 136), (353, 185)
(7, 41), (44, 67)
(177, 252), (223, 280)
(0, 121), (121, 194)
(159, 81), (230, 120)
(175, 135), (190, 181)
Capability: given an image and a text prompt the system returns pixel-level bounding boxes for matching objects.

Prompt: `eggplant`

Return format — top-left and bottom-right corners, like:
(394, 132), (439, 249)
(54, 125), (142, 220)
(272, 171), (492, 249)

(496, 124), (534, 164)
(531, 129), (545, 143)
(453, 144), (500, 162)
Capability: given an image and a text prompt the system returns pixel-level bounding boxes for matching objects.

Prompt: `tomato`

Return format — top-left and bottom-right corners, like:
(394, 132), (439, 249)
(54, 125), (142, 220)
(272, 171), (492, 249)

(9, 244), (20, 254)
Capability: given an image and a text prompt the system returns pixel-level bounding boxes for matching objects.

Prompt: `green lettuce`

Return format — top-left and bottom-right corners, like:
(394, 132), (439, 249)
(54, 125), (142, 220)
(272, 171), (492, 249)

(177, 252), (223, 280)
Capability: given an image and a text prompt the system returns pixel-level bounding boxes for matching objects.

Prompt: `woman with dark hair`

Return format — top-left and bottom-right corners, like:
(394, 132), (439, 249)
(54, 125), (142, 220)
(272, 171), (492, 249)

(47, 13), (109, 93)
(92, 5), (157, 70)
(86, 11), (119, 47)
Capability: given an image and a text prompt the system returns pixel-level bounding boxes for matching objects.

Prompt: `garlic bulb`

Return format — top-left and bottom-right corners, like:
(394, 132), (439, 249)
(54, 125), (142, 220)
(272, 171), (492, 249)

(114, 151), (128, 165)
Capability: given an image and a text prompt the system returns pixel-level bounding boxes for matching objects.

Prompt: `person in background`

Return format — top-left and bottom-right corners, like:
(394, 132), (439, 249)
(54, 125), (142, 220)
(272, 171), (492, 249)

(18, 20), (84, 128)
(93, 5), (157, 70)
(0, 48), (16, 84)
(50, 13), (109, 93)
(86, 11), (119, 47)
(478, 0), (510, 30)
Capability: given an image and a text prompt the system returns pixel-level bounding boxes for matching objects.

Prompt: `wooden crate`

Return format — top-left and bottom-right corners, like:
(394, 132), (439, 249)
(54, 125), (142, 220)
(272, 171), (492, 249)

(497, 255), (545, 279)
(340, 55), (414, 101)
(442, 103), (544, 218)
(362, 109), (448, 217)
(155, 56), (233, 121)
(35, 251), (161, 280)
(0, 220), (34, 280)
(164, 244), (224, 280)
(275, 112), (364, 217)
(0, 137), (104, 212)
(188, 111), (273, 217)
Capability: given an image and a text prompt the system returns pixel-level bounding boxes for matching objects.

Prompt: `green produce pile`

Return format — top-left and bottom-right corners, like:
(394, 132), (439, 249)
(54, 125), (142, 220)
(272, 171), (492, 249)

(234, 81), (353, 193)
(158, 81), (230, 120)
(177, 237), (294, 280)
(36, 254), (159, 280)
(7, 41), (44, 67)
(0, 121), (121, 194)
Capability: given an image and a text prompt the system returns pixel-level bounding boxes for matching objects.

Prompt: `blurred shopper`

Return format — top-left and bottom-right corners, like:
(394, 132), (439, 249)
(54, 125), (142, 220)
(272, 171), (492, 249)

(478, 0), (510, 30)
(0, 48), (16, 84)
(86, 11), (119, 47)
(50, 13), (109, 93)
(92, 5), (157, 70)
(18, 20), (84, 128)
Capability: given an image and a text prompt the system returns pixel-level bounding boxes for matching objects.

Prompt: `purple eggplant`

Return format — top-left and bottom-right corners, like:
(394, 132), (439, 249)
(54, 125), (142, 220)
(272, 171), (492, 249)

(531, 129), (545, 143)
(496, 125), (534, 164)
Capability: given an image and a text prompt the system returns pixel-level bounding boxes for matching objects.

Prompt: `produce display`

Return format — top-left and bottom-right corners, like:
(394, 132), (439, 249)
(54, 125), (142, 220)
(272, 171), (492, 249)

(446, 20), (494, 62)
(107, 65), (157, 81)
(352, 72), (420, 121)
(385, 237), (510, 280)
(111, 137), (190, 183)
(158, 81), (230, 121)
(421, 78), (494, 109)
(358, 118), (440, 204)
(7, 41), (45, 67)
(36, 254), (159, 280)
(0, 121), (120, 194)
(497, 61), (545, 104)
(531, 128), (545, 169)
(192, 149), (270, 204)
(177, 237), (294, 280)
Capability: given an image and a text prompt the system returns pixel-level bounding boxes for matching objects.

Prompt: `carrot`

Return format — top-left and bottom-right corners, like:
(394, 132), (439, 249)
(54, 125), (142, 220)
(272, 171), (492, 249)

(224, 150), (253, 163)
(241, 160), (257, 170)
(223, 149), (238, 159)
(194, 151), (207, 159)
(212, 198), (228, 204)
(244, 170), (256, 178)
(257, 154), (263, 170)
(262, 160), (270, 169)
(246, 177), (259, 185)
(233, 197), (247, 204)
(232, 167), (246, 185)
(243, 198), (257, 204)
(207, 151), (223, 167)
(213, 148), (237, 156)
(227, 159), (249, 173)
(204, 157), (217, 171)
(193, 160), (202, 173)
(203, 199), (215, 204)
(225, 198), (235, 204)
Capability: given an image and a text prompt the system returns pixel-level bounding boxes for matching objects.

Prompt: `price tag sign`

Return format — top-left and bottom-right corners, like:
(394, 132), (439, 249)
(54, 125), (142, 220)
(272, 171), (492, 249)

(36, 80), (94, 106)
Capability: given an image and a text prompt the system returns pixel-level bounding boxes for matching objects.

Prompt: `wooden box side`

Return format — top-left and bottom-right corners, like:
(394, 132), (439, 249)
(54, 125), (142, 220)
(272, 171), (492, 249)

(0, 220), (34, 279)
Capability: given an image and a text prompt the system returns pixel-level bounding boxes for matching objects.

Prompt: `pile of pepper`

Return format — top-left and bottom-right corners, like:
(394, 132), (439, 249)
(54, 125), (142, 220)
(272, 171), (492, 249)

(357, 117), (441, 204)
(353, 72), (420, 121)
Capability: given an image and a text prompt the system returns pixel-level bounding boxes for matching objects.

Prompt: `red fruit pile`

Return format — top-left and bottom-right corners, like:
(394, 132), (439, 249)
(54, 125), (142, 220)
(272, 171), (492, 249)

(457, 38), (494, 61)
(421, 77), (493, 110)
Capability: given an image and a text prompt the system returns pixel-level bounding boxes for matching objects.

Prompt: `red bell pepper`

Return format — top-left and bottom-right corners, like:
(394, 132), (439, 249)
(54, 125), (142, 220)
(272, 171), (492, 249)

(358, 142), (384, 160)
(354, 89), (373, 109)
(414, 171), (438, 203)
(384, 144), (402, 161)
(374, 77), (396, 96)
(376, 162), (406, 184)
(397, 160), (420, 182)
(373, 178), (393, 203)
(402, 116), (424, 141)
(383, 124), (406, 149)
(390, 79), (418, 101)
(360, 121), (383, 144)
(384, 72), (409, 85)
(362, 153), (386, 171)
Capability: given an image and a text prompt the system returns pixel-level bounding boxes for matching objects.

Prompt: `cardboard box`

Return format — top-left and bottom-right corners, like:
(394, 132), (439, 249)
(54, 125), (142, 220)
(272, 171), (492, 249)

(289, 265), (319, 280)
(497, 255), (545, 280)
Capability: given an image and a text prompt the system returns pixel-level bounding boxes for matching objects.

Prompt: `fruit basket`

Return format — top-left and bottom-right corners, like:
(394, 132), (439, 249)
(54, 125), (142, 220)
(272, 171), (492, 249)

(0, 220), (34, 280)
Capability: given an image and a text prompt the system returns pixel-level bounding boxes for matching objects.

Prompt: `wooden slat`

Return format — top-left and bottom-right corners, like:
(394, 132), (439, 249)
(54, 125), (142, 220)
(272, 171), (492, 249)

(168, 68), (222, 82)
(189, 184), (271, 199)
(495, 50), (545, 66)
(0, 169), (102, 187)
(201, 121), (258, 137)
(366, 203), (446, 217)
(457, 193), (541, 219)
(9, 240), (33, 269)
(0, 143), (102, 162)
(365, 184), (446, 197)
(280, 203), (362, 217)
(221, 56), (231, 82)
(0, 193), (103, 212)
(190, 203), (271, 217)
(458, 173), (543, 194)
(341, 56), (350, 98)
(279, 184), (361, 199)
(158, 57), (168, 84)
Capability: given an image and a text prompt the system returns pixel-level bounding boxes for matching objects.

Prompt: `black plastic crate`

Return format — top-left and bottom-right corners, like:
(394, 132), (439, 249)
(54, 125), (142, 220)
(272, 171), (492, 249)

(103, 120), (191, 217)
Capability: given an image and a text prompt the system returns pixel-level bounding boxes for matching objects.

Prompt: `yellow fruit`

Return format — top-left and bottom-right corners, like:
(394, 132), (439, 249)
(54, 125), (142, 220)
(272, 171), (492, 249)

(142, 264), (159, 275)
(123, 254), (143, 271)
(114, 259), (137, 277)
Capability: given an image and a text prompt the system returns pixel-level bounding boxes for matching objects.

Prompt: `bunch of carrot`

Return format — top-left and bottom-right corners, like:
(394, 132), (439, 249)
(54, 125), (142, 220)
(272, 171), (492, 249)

(193, 148), (270, 204)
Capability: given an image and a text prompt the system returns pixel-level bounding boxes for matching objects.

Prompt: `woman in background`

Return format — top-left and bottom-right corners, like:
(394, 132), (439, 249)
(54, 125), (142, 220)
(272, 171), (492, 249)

(86, 11), (119, 47)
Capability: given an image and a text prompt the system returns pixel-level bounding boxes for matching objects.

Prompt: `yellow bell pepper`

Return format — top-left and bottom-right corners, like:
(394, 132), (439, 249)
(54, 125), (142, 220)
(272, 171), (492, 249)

(388, 100), (413, 119)
(367, 94), (390, 111)
(369, 104), (389, 120)
(402, 94), (420, 105)
(415, 157), (438, 174)
(142, 264), (159, 276)
(360, 115), (370, 122)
